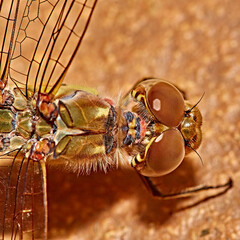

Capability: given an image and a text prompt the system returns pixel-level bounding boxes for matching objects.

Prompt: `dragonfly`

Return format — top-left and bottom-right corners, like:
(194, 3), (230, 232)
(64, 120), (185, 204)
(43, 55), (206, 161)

(0, 0), (232, 239)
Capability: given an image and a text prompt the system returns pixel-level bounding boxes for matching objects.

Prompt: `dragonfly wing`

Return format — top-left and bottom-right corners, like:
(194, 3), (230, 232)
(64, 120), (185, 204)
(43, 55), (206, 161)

(0, 152), (48, 240)
(1, 1), (98, 239)
(9, 0), (98, 100)
(0, 0), (23, 88)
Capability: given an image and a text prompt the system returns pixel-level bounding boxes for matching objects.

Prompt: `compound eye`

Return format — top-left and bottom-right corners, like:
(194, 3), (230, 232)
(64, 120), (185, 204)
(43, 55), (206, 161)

(147, 81), (185, 127)
(139, 129), (185, 177)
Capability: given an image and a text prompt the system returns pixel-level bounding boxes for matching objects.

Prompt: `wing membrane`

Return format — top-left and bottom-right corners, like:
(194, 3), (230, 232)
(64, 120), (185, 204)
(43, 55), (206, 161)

(0, 0), (22, 87)
(9, 0), (98, 99)
(0, 152), (47, 240)
(1, 0), (98, 239)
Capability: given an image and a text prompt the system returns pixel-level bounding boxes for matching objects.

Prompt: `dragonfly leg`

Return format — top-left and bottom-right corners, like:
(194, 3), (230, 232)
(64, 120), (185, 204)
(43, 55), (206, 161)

(138, 173), (233, 199)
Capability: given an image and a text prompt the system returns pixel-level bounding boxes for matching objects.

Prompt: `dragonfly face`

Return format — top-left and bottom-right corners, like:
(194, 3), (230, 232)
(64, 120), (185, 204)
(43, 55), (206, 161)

(121, 78), (202, 177)
(0, 0), (232, 239)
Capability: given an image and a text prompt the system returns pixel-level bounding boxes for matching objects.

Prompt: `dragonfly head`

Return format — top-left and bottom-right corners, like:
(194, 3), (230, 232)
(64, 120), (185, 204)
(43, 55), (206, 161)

(129, 79), (203, 177)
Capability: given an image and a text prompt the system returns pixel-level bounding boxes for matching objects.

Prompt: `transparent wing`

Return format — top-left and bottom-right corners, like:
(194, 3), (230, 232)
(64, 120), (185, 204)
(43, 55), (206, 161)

(9, 0), (98, 100)
(0, 0), (21, 88)
(0, 1), (47, 239)
(0, 152), (48, 240)
(1, 0), (98, 239)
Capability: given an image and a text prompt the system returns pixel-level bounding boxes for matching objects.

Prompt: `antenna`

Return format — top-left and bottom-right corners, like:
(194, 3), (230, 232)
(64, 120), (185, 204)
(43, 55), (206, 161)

(185, 92), (205, 114)
(186, 142), (204, 166)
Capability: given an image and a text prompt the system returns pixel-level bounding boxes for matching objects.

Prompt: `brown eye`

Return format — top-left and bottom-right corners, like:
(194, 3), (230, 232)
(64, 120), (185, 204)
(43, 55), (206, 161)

(147, 81), (185, 127)
(139, 129), (185, 177)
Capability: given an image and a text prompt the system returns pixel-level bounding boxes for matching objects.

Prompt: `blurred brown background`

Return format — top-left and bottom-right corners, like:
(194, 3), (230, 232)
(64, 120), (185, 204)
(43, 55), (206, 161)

(47, 0), (240, 239)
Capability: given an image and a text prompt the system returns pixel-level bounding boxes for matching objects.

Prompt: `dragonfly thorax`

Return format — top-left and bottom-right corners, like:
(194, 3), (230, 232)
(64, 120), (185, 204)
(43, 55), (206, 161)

(0, 88), (54, 157)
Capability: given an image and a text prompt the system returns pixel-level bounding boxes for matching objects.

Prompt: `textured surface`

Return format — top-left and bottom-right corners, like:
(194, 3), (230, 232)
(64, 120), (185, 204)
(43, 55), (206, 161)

(48, 0), (240, 239)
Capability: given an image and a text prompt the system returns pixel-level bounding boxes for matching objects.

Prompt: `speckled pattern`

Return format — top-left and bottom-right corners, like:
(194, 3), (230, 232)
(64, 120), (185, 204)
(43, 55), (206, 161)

(47, 1), (240, 239)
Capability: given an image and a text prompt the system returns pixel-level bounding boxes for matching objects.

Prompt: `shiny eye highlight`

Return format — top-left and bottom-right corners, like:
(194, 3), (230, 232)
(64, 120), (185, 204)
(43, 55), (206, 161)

(139, 129), (185, 177)
(147, 81), (185, 127)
